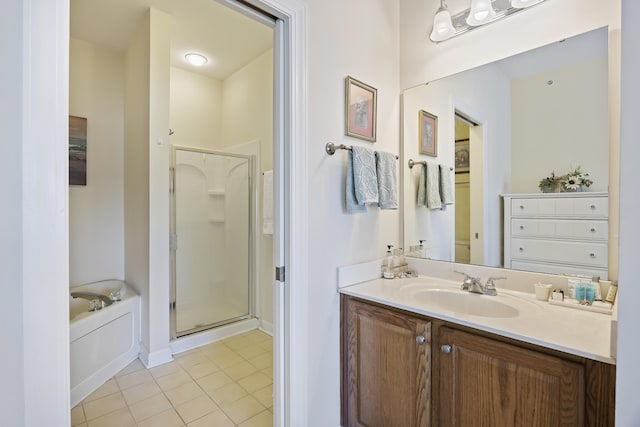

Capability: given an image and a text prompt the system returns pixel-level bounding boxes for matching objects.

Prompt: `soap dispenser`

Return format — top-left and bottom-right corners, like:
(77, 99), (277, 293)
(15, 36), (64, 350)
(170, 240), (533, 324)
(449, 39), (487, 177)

(382, 245), (394, 279)
(419, 240), (427, 257)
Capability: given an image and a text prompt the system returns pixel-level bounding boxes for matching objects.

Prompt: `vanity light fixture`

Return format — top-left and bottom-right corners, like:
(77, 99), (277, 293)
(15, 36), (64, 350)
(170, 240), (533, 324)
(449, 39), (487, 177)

(429, 0), (548, 43)
(185, 53), (208, 66)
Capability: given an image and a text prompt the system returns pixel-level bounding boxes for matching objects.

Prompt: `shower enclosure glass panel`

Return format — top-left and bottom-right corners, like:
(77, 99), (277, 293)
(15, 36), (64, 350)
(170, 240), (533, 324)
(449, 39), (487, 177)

(172, 147), (252, 338)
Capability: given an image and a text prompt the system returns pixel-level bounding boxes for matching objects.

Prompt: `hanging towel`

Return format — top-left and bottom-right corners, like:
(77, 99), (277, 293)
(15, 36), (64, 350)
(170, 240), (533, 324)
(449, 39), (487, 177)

(439, 164), (454, 205)
(263, 170), (274, 234)
(346, 151), (367, 213)
(417, 164), (427, 206)
(375, 151), (398, 210)
(351, 146), (379, 205)
(426, 162), (442, 210)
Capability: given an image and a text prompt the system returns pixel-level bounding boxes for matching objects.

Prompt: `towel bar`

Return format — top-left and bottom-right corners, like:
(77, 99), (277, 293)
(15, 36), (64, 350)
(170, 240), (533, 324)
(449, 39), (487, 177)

(408, 158), (453, 171)
(325, 142), (398, 159)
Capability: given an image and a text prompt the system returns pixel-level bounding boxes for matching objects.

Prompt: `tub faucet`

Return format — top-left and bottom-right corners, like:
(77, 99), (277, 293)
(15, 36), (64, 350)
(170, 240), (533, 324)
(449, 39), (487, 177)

(70, 291), (113, 310)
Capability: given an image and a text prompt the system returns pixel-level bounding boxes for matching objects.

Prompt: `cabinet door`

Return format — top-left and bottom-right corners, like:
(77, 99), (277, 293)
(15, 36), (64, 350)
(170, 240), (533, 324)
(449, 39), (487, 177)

(345, 298), (430, 427)
(436, 327), (584, 427)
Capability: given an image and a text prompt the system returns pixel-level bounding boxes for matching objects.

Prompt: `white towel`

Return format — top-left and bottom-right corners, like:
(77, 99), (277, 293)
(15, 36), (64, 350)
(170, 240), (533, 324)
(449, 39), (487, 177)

(346, 151), (367, 213)
(263, 170), (274, 234)
(439, 164), (454, 205)
(351, 146), (379, 205)
(417, 164), (427, 206)
(426, 162), (442, 210)
(375, 151), (398, 210)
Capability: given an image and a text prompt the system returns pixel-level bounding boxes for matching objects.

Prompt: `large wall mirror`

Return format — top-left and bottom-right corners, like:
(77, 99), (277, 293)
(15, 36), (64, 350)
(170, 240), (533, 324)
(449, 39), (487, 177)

(402, 27), (614, 278)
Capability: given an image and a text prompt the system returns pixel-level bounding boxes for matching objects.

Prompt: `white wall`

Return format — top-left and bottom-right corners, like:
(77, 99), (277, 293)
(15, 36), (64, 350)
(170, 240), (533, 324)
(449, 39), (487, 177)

(306, 0), (400, 424)
(0, 1), (25, 425)
(170, 67), (222, 148)
(69, 38), (125, 285)
(616, 0), (640, 422)
(402, 63), (510, 267)
(510, 57), (609, 193)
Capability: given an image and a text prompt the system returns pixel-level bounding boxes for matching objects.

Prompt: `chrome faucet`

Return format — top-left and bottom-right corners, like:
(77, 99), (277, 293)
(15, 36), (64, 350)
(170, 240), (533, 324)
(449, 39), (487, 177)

(70, 291), (114, 310)
(454, 271), (506, 296)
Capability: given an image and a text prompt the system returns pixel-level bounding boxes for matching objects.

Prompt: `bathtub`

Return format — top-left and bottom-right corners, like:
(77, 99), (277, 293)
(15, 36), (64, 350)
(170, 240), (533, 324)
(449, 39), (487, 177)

(70, 280), (140, 407)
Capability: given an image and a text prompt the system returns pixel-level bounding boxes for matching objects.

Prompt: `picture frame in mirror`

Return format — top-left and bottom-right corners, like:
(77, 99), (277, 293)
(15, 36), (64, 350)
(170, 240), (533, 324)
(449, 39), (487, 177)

(419, 109), (438, 156)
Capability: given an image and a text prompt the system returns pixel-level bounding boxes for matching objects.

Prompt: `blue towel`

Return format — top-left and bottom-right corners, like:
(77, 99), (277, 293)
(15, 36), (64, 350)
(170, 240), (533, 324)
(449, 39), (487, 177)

(351, 146), (379, 205)
(375, 151), (398, 209)
(346, 151), (367, 213)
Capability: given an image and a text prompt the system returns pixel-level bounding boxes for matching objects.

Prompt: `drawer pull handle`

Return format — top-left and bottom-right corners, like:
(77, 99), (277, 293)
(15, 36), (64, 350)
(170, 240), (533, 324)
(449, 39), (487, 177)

(519, 247), (524, 252)
(519, 205), (524, 209)
(591, 204), (596, 209)
(441, 344), (452, 354)
(416, 336), (426, 345)
(590, 228), (596, 232)
(590, 253), (596, 258)
(519, 225), (524, 230)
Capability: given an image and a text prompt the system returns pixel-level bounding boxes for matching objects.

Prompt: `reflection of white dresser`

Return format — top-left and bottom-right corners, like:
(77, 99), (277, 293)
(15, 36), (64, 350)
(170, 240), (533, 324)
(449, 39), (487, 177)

(502, 193), (608, 279)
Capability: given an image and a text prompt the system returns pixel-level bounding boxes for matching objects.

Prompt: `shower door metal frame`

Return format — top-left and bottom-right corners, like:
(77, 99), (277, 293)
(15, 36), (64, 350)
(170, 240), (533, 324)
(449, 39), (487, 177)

(170, 145), (256, 339)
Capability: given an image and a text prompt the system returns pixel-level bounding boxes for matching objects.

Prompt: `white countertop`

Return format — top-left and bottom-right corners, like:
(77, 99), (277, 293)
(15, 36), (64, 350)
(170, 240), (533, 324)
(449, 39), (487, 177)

(340, 276), (615, 364)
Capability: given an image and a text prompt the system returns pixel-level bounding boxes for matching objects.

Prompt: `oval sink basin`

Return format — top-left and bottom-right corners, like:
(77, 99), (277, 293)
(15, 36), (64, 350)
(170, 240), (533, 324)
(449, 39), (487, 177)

(411, 289), (519, 318)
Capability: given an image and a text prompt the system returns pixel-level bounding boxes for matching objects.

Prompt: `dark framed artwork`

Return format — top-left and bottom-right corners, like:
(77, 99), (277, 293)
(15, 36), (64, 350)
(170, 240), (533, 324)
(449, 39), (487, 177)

(69, 115), (87, 185)
(419, 109), (437, 157)
(455, 139), (470, 173)
(345, 76), (377, 142)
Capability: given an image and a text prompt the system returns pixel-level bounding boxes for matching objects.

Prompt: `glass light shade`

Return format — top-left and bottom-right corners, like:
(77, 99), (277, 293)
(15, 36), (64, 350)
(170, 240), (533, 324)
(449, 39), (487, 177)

(430, 8), (455, 42)
(466, 0), (497, 26)
(510, 0), (538, 8)
(185, 53), (208, 66)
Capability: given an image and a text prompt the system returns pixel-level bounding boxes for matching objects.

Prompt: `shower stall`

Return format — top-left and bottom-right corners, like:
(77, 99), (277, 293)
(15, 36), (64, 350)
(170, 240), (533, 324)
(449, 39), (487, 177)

(170, 146), (254, 338)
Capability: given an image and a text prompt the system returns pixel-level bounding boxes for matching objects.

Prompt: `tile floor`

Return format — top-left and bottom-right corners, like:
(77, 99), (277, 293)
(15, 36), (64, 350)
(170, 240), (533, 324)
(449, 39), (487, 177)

(71, 330), (273, 427)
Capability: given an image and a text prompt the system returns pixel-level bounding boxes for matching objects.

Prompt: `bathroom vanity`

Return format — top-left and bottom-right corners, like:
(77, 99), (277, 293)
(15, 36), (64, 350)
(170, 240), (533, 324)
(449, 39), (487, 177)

(339, 276), (616, 427)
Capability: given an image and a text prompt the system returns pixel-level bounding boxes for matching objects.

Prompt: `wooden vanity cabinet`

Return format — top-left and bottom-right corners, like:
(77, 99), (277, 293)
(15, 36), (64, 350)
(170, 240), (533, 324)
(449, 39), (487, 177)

(342, 296), (431, 427)
(341, 295), (616, 427)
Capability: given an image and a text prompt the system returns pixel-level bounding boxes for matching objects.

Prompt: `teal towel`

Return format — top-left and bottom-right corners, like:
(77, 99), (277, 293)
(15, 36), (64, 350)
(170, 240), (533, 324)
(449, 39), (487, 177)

(375, 151), (398, 210)
(439, 164), (454, 205)
(346, 151), (367, 213)
(426, 162), (442, 210)
(352, 146), (379, 205)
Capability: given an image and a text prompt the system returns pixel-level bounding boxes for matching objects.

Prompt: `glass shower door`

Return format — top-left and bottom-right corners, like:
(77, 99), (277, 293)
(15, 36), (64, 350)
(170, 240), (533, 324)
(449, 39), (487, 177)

(172, 147), (252, 338)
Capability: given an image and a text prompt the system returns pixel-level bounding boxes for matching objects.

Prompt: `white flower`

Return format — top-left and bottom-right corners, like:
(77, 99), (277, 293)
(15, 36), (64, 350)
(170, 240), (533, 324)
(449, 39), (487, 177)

(564, 178), (581, 191)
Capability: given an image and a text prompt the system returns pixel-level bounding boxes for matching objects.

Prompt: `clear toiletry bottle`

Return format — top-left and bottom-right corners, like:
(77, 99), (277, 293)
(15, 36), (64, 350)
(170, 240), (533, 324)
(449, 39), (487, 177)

(605, 281), (618, 304)
(382, 245), (394, 279)
(419, 240), (426, 257)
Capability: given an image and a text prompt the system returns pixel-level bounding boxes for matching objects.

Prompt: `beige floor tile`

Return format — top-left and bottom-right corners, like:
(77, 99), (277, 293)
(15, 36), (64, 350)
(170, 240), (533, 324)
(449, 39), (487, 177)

(82, 379), (120, 404)
(238, 372), (272, 393)
(164, 381), (205, 406)
(74, 423), (87, 427)
(83, 392), (127, 421)
(175, 395), (219, 424)
(149, 361), (185, 379)
(223, 335), (253, 351)
(256, 340), (272, 352)
(252, 384), (273, 408)
(187, 409), (235, 427)
(235, 345), (267, 360)
(243, 331), (272, 345)
(261, 368), (273, 379)
(248, 353), (272, 370)
(176, 350), (210, 368)
(115, 369), (153, 390)
(86, 407), (135, 427)
(183, 361), (220, 379)
(219, 395), (265, 425)
(121, 380), (162, 406)
(136, 408), (185, 427)
(129, 393), (173, 422)
(207, 351), (245, 369)
(116, 359), (146, 377)
(224, 361), (259, 381)
(156, 369), (193, 391)
(71, 404), (85, 426)
(238, 410), (273, 427)
(196, 371), (234, 394)
(207, 382), (248, 406)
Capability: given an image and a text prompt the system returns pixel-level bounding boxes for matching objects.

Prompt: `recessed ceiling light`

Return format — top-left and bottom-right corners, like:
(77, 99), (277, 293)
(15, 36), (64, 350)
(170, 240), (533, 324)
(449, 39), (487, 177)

(185, 53), (208, 66)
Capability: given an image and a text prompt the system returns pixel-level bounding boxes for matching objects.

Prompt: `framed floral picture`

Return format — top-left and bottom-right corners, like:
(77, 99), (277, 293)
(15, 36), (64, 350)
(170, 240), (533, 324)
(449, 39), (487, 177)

(419, 110), (437, 157)
(345, 76), (377, 142)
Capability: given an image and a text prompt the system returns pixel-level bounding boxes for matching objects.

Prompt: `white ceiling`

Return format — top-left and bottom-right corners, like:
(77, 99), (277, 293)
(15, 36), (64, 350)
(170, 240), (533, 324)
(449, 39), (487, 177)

(70, 0), (274, 80)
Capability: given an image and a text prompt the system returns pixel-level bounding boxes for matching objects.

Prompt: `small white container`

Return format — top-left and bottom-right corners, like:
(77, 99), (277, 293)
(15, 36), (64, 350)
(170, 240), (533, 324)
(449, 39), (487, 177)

(534, 283), (552, 301)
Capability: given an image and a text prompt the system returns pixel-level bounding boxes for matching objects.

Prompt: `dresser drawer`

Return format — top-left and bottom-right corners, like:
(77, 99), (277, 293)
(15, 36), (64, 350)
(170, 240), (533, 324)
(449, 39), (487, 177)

(510, 261), (608, 279)
(510, 196), (608, 218)
(511, 218), (608, 240)
(511, 238), (608, 268)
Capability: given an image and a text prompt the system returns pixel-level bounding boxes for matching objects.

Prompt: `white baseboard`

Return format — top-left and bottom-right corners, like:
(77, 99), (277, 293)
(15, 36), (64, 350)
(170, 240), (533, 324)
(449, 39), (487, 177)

(139, 344), (174, 369)
(259, 320), (273, 335)
(170, 318), (260, 355)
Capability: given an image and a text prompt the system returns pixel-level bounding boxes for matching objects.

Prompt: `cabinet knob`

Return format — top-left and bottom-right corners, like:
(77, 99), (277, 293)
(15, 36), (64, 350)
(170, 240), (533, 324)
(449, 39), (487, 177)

(590, 253), (596, 258)
(590, 227), (596, 232)
(519, 225), (524, 230)
(591, 204), (596, 209)
(519, 247), (524, 252)
(519, 205), (524, 209)
(441, 344), (452, 354)
(416, 336), (426, 345)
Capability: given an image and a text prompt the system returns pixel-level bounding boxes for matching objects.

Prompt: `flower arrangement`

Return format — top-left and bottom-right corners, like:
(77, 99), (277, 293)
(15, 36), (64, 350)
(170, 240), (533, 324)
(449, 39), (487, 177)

(538, 166), (593, 193)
